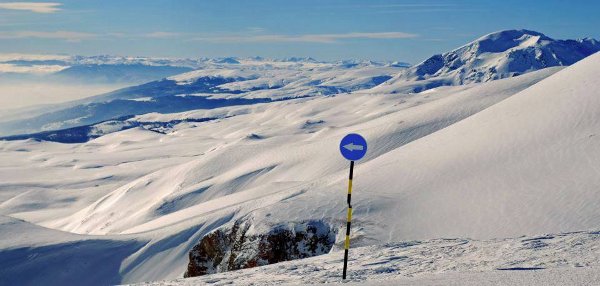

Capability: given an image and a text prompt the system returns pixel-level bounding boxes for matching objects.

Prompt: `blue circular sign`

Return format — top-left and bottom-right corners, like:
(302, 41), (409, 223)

(340, 133), (367, 161)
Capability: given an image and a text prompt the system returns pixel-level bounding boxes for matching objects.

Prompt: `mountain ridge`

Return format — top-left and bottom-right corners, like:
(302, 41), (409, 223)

(373, 29), (600, 93)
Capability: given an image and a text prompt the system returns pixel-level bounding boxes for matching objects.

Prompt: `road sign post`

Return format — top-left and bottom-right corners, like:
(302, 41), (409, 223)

(339, 133), (367, 280)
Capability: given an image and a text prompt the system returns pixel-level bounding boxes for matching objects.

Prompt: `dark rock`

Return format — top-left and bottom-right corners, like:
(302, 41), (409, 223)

(184, 219), (335, 277)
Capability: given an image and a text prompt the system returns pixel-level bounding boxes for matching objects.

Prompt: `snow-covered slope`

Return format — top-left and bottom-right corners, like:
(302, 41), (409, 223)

(373, 29), (600, 93)
(6, 67), (553, 236)
(137, 47), (600, 286)
(350, 51), (600, 239)
(0, 216), (147, 286)
(0, 65), (560, 285)
(135, 230), (600, 286)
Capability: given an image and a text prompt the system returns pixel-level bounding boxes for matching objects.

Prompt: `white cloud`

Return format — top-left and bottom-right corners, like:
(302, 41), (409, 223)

(0, 30), (95, 42)
(0, 63), (68, 74)
(143, 31), (181, 39)
(193, 32), (418, 44)
(0, 2), (62, 13)
(0, 30), (417, 44)
(0, 53), (69, 61)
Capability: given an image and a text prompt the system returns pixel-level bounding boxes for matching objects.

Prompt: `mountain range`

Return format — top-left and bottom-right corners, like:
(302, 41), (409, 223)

(1, 30), (600, 285)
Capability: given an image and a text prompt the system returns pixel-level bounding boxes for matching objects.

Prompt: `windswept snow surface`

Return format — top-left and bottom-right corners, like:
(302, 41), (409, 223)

(130, 230), (600, 286)
(1, 50), (600, 285)
(0, 216), (147, 286)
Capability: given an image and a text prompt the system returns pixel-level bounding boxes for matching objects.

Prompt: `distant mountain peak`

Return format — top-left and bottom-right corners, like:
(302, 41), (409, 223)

(375, 29), (600, 93)
(212, 57), (241, 64)
(466, 29), (552, 53)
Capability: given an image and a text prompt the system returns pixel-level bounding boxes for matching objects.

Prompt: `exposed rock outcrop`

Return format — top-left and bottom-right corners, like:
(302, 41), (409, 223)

(184, 219), (336, 277)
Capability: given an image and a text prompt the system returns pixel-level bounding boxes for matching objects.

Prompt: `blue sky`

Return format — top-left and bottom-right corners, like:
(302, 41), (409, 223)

(0, 0), (598, 63)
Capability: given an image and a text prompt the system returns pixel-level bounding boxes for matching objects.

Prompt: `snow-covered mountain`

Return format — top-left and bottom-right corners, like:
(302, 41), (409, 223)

(373, 29), (600, 93)
(49, 64), (192, 84)
(2, 31), (600, 286)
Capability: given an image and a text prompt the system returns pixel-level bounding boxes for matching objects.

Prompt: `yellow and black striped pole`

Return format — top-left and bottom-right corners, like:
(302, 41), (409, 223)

(342, 160), (354, 280)
(339, 133), (367, 280)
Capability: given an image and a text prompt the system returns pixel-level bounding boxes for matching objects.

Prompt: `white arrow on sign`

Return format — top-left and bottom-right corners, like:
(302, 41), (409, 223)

(343, 143), (364, 151)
